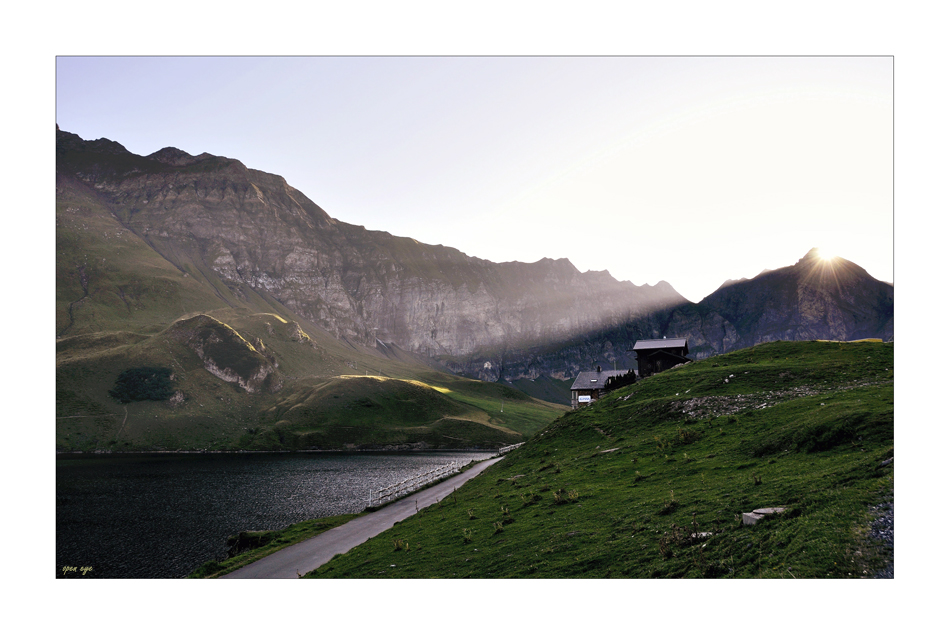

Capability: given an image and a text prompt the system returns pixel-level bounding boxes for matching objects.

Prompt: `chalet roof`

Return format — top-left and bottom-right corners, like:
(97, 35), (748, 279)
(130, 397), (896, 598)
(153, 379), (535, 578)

(632, 338), (688, 352)
(638, 349), (691, 363)
(570, 369), (629, 391)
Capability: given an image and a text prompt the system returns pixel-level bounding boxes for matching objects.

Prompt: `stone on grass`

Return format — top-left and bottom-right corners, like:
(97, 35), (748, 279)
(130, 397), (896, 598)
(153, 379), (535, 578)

(742, 512), (764, 526)
(743, 507), (787, 525)
(753, 507), (787, 515)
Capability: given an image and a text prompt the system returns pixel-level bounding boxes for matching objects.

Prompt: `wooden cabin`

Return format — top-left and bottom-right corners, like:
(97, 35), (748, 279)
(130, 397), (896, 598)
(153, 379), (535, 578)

(631, 338), (690, 378)
(570, 365), (630, 409)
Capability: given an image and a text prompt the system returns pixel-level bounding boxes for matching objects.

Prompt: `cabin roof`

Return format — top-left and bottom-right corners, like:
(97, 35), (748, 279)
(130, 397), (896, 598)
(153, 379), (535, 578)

(632, 338), (688, 352)
(570, 369), (628, 391)
(638, 349), (691, 365)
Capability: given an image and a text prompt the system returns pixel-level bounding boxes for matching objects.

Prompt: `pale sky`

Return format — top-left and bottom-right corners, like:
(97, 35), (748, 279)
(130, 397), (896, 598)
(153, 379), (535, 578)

(56, 56), (892, 302)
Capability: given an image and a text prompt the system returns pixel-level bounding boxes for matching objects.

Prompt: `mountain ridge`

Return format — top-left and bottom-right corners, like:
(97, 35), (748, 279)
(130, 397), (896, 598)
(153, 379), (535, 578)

(56, 127), (893, 418)
(56, 127), (687, 359)
(474, 246), (893, 387)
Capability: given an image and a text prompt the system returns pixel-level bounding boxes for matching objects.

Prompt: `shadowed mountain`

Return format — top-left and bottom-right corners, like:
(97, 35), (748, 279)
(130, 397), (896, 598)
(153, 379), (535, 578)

(679, 248), (893, 356)
(466, 249), (893, 400)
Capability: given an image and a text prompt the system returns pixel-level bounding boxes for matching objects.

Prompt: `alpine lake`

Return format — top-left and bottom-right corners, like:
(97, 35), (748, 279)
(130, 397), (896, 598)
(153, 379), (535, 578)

(57, 450), (495, 578)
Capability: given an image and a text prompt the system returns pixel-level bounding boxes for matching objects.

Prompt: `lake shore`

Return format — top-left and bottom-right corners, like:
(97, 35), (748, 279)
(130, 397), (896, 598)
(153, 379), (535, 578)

(58, 450), (496, 578)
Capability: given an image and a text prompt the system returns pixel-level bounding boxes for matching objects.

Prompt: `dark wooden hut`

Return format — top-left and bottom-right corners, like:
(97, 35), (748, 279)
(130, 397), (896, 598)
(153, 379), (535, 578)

(631, 338), (690, 378)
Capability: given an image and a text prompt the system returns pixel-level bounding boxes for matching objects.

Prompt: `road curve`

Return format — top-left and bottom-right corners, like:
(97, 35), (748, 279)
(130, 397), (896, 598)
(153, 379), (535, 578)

(222, 457), (504, 579)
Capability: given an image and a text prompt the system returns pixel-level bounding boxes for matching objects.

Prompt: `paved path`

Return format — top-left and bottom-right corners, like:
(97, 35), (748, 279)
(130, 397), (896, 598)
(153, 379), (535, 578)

(223, 457), (504, 579)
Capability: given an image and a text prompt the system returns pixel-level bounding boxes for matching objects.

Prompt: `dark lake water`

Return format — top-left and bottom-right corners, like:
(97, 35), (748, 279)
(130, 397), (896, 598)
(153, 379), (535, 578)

(56, 451), (494, 579)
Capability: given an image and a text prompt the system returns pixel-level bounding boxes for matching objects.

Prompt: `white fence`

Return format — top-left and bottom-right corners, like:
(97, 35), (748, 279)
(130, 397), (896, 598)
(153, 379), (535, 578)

(367, 444), (526, 508)
(368, 461), (463, 508)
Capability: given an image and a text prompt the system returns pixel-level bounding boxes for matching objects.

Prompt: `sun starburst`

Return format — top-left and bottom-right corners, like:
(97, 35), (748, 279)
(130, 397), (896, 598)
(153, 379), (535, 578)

(802, 247), (847, 295)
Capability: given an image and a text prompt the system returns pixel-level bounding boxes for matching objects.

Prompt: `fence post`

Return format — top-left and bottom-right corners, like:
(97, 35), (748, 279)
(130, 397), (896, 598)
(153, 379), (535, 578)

(370, 459), (465, 509)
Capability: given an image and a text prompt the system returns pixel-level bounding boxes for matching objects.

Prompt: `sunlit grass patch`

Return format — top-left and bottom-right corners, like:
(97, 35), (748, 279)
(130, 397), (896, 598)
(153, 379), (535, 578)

(336, 375), (453, 394)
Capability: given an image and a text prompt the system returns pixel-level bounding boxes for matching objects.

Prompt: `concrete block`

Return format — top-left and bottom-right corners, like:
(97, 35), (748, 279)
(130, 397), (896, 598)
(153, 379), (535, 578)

(743, 507), (787, 525)
(742, 512), (764, 525)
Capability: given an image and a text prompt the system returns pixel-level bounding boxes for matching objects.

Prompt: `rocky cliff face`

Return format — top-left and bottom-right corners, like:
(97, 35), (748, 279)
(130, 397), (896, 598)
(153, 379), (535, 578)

(56, 129), (893, 393)
(56, 128), (685, 359)
(166, 315), (283, 394)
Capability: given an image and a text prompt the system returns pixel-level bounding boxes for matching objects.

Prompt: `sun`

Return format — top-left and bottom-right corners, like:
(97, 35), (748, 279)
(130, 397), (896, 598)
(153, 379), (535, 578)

(815, 248), (838, 262)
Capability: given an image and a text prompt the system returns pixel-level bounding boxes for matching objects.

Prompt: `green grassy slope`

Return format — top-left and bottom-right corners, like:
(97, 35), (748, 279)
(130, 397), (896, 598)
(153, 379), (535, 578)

(56, 172), (565, 451)
(57, 308), (565, 451)
(252, 375), (516, 450)
(508, 375), (573, 406)
(304, 340), (893, 578)
(56, 176), (229, 338)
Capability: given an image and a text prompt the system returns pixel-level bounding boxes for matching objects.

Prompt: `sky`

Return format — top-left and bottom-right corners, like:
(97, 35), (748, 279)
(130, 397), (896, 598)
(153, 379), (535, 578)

(55, 55), (893, 303)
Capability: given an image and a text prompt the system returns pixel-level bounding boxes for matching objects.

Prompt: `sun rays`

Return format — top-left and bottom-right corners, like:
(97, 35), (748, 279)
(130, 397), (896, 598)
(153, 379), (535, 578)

(801, 247), (849, 294)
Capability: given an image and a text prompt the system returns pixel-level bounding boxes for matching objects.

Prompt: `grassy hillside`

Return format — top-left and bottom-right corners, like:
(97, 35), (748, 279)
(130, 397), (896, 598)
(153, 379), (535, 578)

(508, 375), (573, 406)
(56, 305), (565, 451)
(248, 375), (521, 450)
(56, 175), (232, 338)
(57, 170), (566, 452)
(303, 340), (893, 578)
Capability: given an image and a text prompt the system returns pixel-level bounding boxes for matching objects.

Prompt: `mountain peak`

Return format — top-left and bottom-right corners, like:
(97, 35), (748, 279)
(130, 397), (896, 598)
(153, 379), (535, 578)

(148, 147), (201, 166)
(57, 127), (129, 155)
(798, 248), (822, 264)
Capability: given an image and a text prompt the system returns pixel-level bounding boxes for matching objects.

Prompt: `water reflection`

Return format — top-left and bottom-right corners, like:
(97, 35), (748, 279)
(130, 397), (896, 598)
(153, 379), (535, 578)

(56, 451), (494, 578)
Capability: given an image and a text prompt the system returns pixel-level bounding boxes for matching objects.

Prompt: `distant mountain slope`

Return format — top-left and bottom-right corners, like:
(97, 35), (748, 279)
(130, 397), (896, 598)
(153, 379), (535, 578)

(671, 249), (893, 357)
(449, 249), (893, 392)
(55, 128), (569, 451)
(56, 127), (684, 358)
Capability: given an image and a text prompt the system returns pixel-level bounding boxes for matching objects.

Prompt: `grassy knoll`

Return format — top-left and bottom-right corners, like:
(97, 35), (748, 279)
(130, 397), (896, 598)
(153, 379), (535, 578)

(57, 306), (565, 451)
(414, 372), (569, 437)
(250, 375), (524, 450)
(303, 340), (893, 578)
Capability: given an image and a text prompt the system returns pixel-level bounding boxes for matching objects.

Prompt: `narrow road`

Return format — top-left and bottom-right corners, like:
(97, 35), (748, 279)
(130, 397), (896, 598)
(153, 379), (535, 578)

(222, 457), (504, 579)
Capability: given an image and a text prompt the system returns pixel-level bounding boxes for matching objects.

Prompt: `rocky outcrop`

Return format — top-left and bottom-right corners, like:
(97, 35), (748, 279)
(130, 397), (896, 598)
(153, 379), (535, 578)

(166, 315), (282, 393)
